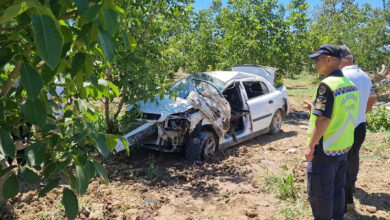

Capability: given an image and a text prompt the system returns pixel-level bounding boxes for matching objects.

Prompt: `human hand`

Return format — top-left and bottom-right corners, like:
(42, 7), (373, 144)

(305, 147), (315, 161)
(302, 101), (312, 112)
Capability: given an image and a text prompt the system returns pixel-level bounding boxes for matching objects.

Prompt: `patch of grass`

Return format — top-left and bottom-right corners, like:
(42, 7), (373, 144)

(264, 173), (279, 192)
(277, 173), (298, 200)
(128, 169), (139, 180)
(362, 131), (390, 160)
(146, 156), (163, 180)
(79, 196), (93, 208)
(262, 169), (298, 200)
(283, 72), (319, 107)
(281, 198), (311, 220)
(120, 204), (134, 212)
(38, 213), (52, 220)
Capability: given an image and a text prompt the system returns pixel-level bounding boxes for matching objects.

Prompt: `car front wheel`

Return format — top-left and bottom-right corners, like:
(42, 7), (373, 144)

(269, 110), (283, 134)
(185, 130), (217, 162)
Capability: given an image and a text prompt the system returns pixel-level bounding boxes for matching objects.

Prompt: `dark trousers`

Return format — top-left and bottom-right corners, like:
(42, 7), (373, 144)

(307, 145), (348, 220)
(345, 122), (367, 204)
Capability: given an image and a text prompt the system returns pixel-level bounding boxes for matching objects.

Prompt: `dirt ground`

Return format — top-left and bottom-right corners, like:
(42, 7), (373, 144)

(3, 116), (390, 220)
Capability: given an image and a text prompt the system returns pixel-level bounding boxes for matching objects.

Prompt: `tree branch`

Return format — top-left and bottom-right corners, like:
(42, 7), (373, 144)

(0, 60), (22, 100)
(113, 93), (125, 121)
(104, 67), (114, 133)
(62, 10), (78, 20)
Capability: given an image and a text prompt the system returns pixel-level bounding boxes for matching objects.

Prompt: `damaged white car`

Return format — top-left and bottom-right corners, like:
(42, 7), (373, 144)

(115, 65), (289, 161)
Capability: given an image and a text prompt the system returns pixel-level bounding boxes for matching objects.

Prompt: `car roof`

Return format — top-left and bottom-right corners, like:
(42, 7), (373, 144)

(203, 71), (259, 84)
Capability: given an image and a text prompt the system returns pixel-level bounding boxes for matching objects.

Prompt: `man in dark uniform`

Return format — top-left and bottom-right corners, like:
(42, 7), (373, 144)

(306, 44), (359, 220)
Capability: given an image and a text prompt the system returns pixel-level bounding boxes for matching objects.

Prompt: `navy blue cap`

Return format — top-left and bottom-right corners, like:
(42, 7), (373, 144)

(309, 44), (341, 59)
(339, 45), (353, 58)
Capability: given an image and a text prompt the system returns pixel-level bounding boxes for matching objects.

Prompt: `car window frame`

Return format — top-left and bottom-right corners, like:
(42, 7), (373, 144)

(242, 81), (266, 100)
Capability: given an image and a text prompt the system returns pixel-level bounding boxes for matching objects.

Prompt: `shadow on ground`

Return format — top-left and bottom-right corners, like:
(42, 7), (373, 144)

(355, 188), (390, 212)
(345, 211), (388, 220)
(102, 121), (300, 199)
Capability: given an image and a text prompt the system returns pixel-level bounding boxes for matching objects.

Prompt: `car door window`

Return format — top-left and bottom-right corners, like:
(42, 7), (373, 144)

(260, 82), (269, 94)
(243, 81), (264, 99)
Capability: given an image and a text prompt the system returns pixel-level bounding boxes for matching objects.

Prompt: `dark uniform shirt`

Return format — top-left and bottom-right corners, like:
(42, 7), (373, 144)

(313, 70), (344, 119)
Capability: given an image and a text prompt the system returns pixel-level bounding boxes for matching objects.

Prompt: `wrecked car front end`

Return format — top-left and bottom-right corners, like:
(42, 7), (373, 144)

(115, 75), (231, 154)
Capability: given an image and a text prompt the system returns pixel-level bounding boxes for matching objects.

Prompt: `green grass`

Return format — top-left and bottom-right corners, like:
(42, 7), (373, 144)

(361, 131), (390, 161)
(281, 198), (311, 220)
(146, 155), (163, 180)
(277, 174), (298, 200)
(263, 170), (298, 201)
(283, 72), (319, 108)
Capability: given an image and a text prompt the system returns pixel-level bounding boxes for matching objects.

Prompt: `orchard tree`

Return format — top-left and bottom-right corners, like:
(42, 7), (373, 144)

(285, 0), (310, 77)
(309, 0), (390, 73)
(168, 0), (312, 77)
(0, 0), (129, 219)
(103, 0), (194, 134)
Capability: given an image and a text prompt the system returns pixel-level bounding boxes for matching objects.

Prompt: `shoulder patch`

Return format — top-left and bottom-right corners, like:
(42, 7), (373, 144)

(315, 103), (326, 111)
(318, 85), (326, 95)
(317, 96), (327, 104)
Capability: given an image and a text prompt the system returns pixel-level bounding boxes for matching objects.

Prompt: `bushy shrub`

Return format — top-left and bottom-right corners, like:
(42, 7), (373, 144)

(367, 107), (390, 132)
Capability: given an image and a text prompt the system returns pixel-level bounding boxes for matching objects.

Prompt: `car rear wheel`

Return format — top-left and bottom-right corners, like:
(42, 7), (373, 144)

(185, 131), (217, 162)
(269, 110), (282, 134)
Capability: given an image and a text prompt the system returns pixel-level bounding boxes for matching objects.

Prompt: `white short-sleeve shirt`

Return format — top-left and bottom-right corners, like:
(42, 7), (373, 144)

(342, 65), (372, 126)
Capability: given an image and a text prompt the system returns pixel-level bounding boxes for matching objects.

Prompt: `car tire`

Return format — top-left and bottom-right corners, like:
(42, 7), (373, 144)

(269, 110), (283, 135)
(185, 131), (217, 162)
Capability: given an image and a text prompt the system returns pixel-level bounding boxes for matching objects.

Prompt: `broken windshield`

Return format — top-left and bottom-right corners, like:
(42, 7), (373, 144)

(171, 74), (225, 99)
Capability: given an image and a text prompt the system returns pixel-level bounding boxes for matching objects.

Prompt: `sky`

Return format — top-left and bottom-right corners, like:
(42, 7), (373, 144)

(193, 0), (384, 12)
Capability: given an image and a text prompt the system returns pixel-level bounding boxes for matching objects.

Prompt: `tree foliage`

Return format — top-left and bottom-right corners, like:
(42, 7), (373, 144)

(168, 0), (389, 77)
(103, 0), (193, 134)
(309, 0), (390, 73)
(0, 0), (130, 219)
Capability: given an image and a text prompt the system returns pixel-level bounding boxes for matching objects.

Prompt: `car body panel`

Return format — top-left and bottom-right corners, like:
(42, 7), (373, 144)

(139, 95), (193, 122)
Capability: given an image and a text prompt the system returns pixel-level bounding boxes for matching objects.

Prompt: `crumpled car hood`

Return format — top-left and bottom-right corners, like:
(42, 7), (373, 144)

(139, 95), (193, 121)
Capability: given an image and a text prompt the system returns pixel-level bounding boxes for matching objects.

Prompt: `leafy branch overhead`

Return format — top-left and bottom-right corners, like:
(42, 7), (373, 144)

(0, 0), (130, 219)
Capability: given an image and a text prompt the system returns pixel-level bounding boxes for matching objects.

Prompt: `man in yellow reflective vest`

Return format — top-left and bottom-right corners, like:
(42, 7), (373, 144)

(306, 44), (359, 220)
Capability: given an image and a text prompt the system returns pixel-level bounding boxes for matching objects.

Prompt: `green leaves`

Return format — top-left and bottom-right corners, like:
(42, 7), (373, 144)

(0, 0), (130, 219)
(2, 174), (19, 199)
(93, 161), (109, 185)
(71, 52), (86, 77)
(20, 63), (43, 99)
(72, 0), (89, 15)
(0, 128), (15, 159)
(107, 81), (119, 97)
(62, 188), (79, 220)
(98, 28), (114, 61)
(93, 134), (109, 157)
(105, 134), (117, 151)
(20, 166), (40, 184)
(86, 4), (102, 22)
(39, 178), (60, 197)
(52, 158), (72, 176)
(118, 136), (130, 156)
(25, 142), (46, 167)
(75, 160), (94, 195)
(104, 9), (119, 35)
(22, 98), (47, 126)
(0, 165), (16, 178)
(32, 15), (63, 70)
(120, 30), (130, 51)
(0, 1), (38, 24)
(91, 134), (120, 158)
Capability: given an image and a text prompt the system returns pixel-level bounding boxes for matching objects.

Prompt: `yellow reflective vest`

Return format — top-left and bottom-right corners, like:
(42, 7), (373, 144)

(308, 76), (359, 156)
